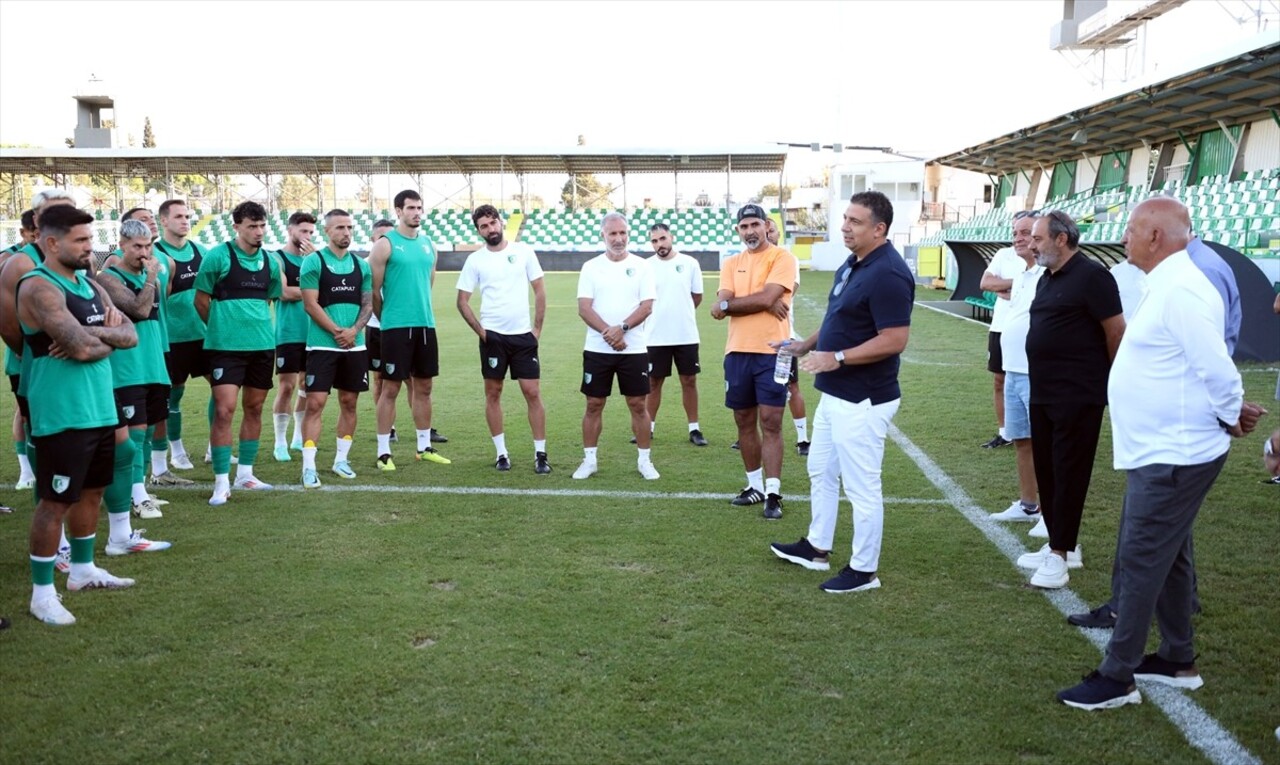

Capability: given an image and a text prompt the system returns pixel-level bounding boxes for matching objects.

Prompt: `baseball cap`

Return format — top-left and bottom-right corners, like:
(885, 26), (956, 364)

(736, 204), (767, 223)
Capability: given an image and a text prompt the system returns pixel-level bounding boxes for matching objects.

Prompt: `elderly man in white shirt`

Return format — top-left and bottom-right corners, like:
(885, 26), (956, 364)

(1057, 197), (1266, 711)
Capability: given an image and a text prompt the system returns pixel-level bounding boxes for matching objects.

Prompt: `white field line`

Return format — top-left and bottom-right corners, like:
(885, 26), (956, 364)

(914, 300), (992, 327)
(157, 482), (943, 505)
(887, 423), (1261, 765)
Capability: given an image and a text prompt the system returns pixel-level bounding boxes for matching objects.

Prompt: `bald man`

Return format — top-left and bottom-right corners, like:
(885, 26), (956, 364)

(1057, 197), (1264, 710)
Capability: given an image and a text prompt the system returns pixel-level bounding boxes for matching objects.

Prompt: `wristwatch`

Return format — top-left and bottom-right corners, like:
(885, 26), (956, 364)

(620, 322), (630, 332)
(834, 350), (846, 365)
(719, 300), (729, 312)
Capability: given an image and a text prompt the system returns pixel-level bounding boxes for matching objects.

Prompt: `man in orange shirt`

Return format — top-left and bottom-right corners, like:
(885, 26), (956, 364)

(711, 204), (796, 519)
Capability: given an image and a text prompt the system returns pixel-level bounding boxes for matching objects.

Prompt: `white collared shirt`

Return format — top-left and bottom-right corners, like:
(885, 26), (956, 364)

(997, 258), (1043, 374)
(1108, 250), (1242, 469)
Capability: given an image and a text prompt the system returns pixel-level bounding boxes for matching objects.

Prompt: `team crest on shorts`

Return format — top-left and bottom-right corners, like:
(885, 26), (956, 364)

(306, 375), (315, 387)
(385, 363), (396, 375)
(52, 474), (70, 494)
(488, 357), (498, 369)
(277, 357), (285, 368)
(122, 405), (136, 420)
(371, 359), (381, 369)
(584, 372), (592, 384)
(213, 368), (224, 380)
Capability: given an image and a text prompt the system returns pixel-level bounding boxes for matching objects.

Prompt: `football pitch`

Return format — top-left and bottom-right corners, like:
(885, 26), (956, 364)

(0, 273), (1276, 764)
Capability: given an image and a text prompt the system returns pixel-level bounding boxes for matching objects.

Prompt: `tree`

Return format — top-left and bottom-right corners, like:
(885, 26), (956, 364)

(758, 183), (792, 204)
(143, 117), (156, 148)
(561, 173), (611, 211)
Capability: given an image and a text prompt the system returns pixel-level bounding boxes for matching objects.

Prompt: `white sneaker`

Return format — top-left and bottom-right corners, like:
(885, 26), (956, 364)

(66, 565), (136, 592)
(30, 594), (75, 626)
(637, 460), (660, 480)
(990, 500), (1040, 522)
(1028, 517), (1048, 538)
(208, 486), (231, 507)
(1030, 553), (1070, 589)
(147, 493), (169, 507)
(15, 475), (35, 491)
(106, 530), (172, 556)
(1017, 543), (1082, 570)
(571, 459), (598, 480)
(332, 461), (357, 479)
(302, 468), (321, 489)
(54, 545), (71, 574)
(132, 499), (163, 520)
(150, 470), (194, 486)
(170, 452), (195, 470)
(233, 475), (273, 490)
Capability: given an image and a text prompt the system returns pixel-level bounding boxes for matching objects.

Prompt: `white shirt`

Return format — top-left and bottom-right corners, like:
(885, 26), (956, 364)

(456, 242), (544, 335)
(997, 258), (1043, 375)
(985, 247), (1025, 333)
(646, 251), (703, 346)
(1108, 250), (1242, 470)
(577, 252), (656, 355)
(1109, 260), (1148, 323)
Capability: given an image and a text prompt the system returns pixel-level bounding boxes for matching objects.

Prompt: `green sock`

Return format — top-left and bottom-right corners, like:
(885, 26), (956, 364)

(151, 435), (167, 454)
(104, 436), (137, 515)
(212, 444), (232, 475)
(70, 534), (95, 565)
(168, 385), (185, 440)
(207, 395), (216, 428)
(30, 555), (55, 586)
(132, 428), (148, 486)
(14, 439), (26, 456)
(238, 439), (260, 469)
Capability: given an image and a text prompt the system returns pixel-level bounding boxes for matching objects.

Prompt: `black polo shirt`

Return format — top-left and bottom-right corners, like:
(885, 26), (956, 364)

(1025, 251), (1122, 406)
(814, 242), (914, 405)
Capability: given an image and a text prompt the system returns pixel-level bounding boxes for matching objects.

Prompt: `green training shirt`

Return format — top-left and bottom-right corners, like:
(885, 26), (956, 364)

(378, 228), (437, 330)
(275, 250), (310, 345)
(194, 240), (282, 352)
(300, 248), (371, 350)
(104, 265), (170, 387)
(152, 239), (207, 344)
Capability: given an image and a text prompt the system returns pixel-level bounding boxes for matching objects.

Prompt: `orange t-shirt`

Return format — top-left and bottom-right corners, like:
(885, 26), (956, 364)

(718, 244), (797, 354)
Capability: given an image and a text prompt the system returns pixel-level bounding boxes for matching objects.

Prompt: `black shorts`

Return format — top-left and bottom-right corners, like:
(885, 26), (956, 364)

(582, 351), (650, 398)
(166, 339), (210, 386)
(33, 425), (114, 504)
(987, 331), (1004, 374)
(16, 392), (29, 421)
(789, 356), (799, 384)
(306, 350), (370, 394)
(208, 350), (275, 390)
(647, 344), (701, 378)
(366, 327), (382, 372)
(8, 374), (18, 395)
(115, 383), (171, 427)
(276, 343), (307, 374)
(480, 331), (540, 381)
(379, 326), (438, 381)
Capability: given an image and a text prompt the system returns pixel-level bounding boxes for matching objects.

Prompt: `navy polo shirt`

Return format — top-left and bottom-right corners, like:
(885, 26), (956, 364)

(1025, 251), (1122, 406)
(814, 242), (914, 405)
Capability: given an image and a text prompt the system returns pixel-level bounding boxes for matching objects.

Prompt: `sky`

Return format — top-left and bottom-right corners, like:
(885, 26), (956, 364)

(0, 0), (1270, 206)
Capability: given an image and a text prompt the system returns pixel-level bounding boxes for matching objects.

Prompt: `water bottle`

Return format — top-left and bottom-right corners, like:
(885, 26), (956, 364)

(773, 341), (793, 385)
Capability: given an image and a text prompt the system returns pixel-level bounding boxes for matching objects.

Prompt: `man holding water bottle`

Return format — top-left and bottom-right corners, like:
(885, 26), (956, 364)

(769, 191), (913, 593)
(710, 204), (796, 520)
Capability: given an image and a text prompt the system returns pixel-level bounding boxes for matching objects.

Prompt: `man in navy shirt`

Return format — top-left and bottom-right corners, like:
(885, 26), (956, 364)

(769, 191), (914, 593)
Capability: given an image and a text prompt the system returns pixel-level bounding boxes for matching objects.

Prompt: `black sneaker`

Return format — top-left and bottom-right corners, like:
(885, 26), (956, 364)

(796, 441), (810, 456)
(820, 565), (880, 593)
(730, 440), (740, 450)
(1134, 653), (1203, 690)
(1067, 603), (1116, 629)
(981, 434), (1012, 449)
(534, 451), (552, 475)
(762, 493), (783, 520)
(730, 487), (765, 506)
(689, 429), (708, 446)
(1057, 671), (1141, 710)
(495, 455), (511, 471)
(430, 428), (447, 443)
(770, 538), (830, 570)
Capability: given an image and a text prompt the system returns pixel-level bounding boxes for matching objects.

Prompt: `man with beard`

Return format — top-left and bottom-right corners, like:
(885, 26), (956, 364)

(195, 201), (283, 505)
(368, 190), (450, 471)
(297, 210), (372, 487)
(640, 223), (706, 447)
(271, 212), (316, 462)
(456, 205), (550, 474)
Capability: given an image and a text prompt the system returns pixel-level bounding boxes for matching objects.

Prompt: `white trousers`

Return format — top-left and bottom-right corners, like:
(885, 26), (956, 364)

(806, 394), (900, 572)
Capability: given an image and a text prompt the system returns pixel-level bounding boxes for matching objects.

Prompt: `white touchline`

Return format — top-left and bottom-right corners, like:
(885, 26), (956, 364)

(887, 423), (1261, 765)
(913, 300), (994, 328)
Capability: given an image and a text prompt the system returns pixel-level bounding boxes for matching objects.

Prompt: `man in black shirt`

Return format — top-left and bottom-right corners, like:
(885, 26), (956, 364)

(1017, 210), (1124, 589)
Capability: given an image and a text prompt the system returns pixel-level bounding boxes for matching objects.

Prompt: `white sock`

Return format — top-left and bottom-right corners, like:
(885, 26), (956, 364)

(17, 453), (32, 478)
(416, 429), (431, 451)
(170, 438), (187, 458)
(108, 511), (132, 542)
(131, 483), (149, 506)
(335, 435), (353, 462)
(688, 422), (700, 432)
(31, 576), (55, 603)
(214, 473), (230, 492)
(649, 420), (655, 434)
(69, 535), (95, 579)
(302, 446), (317, 471)
(999, 427), (1007, 440)
(273, 413), (290, 447)
(151, 448), (168, 476)
(583, 447), (598, 461)
(637, 447), (651, 462)
(293, 411), (305, 441)
(794, 417), (807, 442)
(492, 433), (507, 459)
(534, 439), (546, 454)
(376, 433), (391, 456)
(235, 463), (254, 481)
(59, 527), (69, 551)
(765, 477), (781, 496)
(747, 469), (764, 493)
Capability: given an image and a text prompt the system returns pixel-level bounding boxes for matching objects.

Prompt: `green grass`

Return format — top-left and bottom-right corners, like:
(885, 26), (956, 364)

(0, 272), (1276, 764)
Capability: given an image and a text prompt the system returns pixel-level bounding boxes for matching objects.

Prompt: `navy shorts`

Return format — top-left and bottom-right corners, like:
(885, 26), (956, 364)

(724, 352), (787, 410)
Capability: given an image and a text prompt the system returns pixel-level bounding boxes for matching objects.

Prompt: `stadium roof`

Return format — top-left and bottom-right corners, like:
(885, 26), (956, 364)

(932, 40), (1280, 174)
(0, 147), (788, 177)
